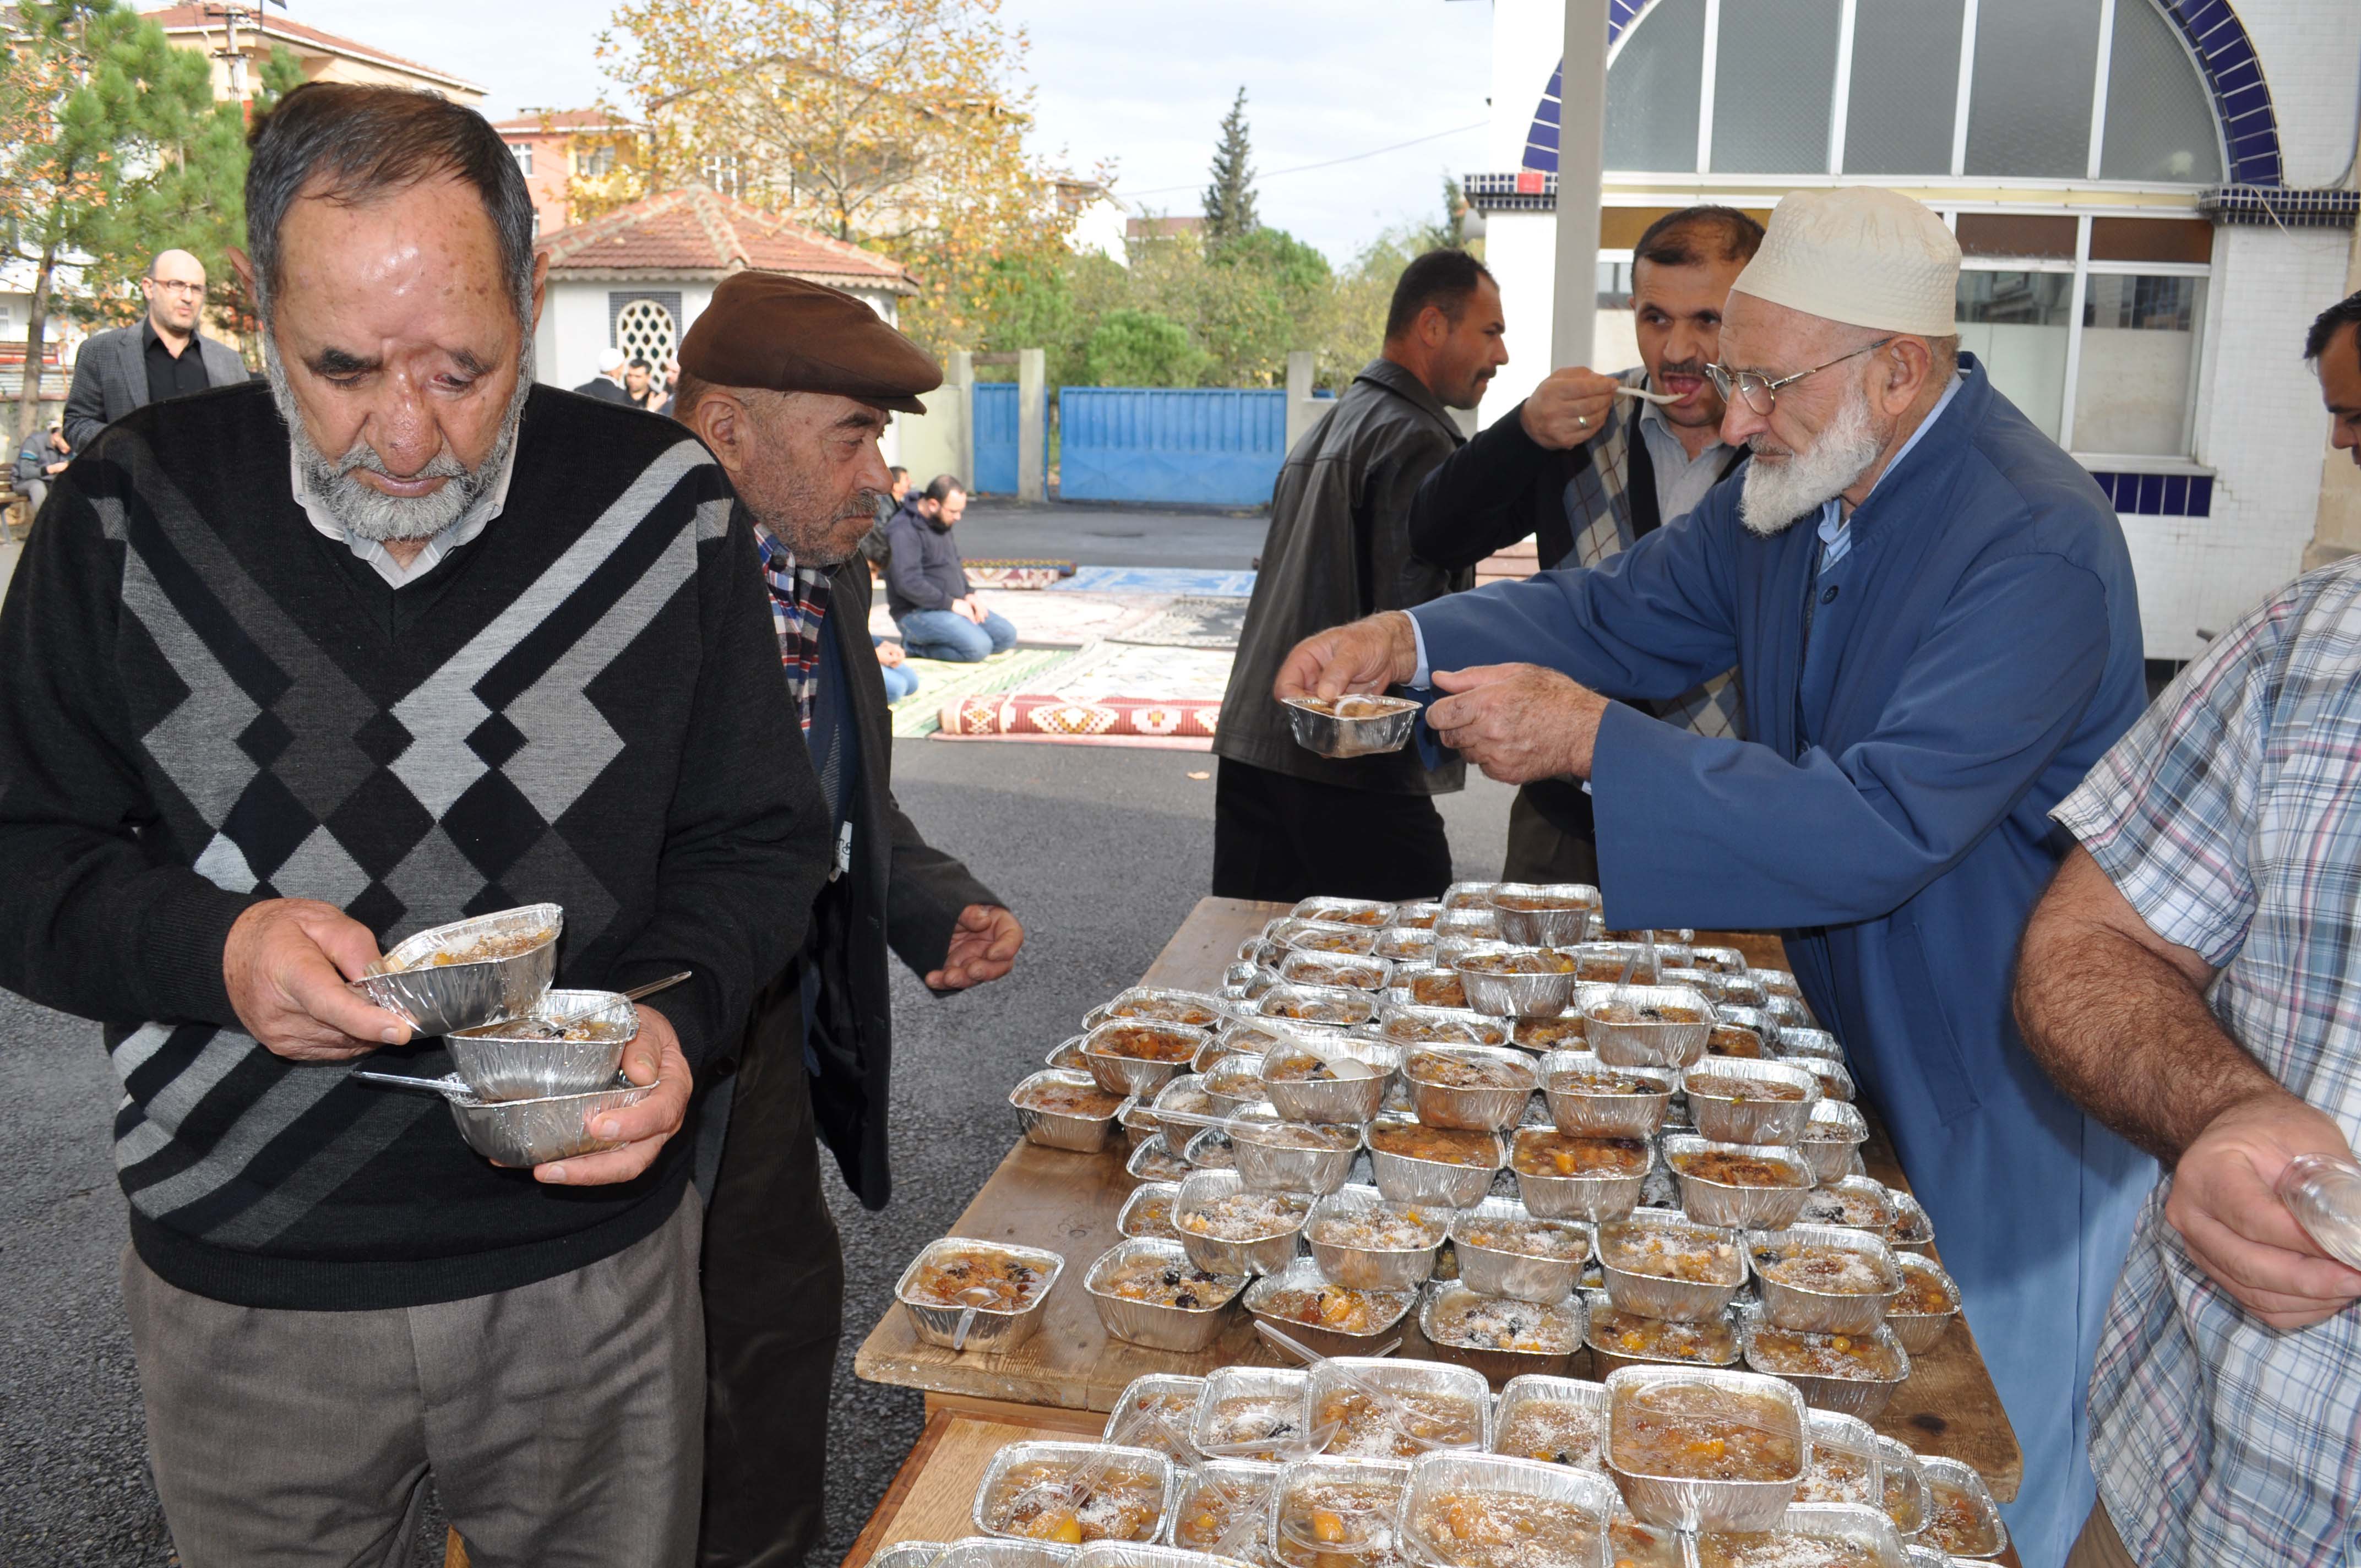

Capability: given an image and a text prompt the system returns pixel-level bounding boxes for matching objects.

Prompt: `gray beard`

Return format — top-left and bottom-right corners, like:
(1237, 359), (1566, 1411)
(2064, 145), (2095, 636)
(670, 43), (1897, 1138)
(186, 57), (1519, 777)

(1737, 380), (1886, 536)
(266, 340), (534, 543)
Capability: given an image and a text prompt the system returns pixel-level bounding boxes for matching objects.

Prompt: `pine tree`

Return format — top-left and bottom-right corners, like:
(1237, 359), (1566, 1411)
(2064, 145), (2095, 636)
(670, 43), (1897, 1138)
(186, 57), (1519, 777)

(0, 1), (269, 435)
(1203, 86), (1257, 244)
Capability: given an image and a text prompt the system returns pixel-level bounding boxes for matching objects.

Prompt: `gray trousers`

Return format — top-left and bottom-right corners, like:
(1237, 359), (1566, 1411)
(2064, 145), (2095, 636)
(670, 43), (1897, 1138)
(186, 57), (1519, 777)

(122, 1190), (705, 1568)
(1503, 788), (1602, 886)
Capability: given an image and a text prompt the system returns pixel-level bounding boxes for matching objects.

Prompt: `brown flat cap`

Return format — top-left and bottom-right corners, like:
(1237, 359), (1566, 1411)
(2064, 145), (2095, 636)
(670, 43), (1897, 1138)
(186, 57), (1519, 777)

(678, 271), (942, 414)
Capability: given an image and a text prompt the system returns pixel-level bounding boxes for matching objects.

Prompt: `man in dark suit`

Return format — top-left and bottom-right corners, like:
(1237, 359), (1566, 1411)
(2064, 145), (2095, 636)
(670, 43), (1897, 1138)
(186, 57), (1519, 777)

(672, 270), (1025, 1568)
(573, 345), (632, 402)
(61, 249), (249, 450)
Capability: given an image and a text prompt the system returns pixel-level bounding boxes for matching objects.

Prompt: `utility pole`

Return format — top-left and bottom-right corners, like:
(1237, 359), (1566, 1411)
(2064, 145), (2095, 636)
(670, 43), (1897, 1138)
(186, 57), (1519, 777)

(1551, 0), (1609, 369)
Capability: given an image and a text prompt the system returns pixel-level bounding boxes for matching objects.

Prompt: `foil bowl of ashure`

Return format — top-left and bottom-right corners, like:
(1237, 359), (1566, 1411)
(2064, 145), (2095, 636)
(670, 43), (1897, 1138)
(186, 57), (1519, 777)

(1283, 692), (1423, 758)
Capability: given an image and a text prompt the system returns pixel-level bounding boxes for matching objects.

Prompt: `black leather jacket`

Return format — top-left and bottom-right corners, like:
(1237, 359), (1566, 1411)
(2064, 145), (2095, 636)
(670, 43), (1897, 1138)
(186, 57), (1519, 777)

(1214, 358), (1473, 795)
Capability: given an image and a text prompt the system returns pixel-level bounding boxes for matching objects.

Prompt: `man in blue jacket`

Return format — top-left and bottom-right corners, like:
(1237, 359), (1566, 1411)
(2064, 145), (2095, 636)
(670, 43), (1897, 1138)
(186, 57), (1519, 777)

(1277, 186), (2153, 1567)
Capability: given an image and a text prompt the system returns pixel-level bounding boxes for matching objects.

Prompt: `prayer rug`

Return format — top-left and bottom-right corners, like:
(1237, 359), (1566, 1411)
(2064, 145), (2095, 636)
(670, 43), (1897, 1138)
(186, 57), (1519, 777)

(1050, 566), (1258, 598)
(1107, 596), (1248, 649)
(934, 641), (1233, 749)
(887, 645), (1079, 738)
(868, 590), (1166, 649)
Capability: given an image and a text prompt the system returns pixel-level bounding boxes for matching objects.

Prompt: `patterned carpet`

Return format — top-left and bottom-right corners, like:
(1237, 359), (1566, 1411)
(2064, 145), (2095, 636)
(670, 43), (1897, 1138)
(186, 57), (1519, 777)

(1108, 596), (1247, 649)
(867, 590), (1166, 649)
(935, 642), (1233, 749)
(1051, 566), (1258, 598)
(886, 646), (1079, 738)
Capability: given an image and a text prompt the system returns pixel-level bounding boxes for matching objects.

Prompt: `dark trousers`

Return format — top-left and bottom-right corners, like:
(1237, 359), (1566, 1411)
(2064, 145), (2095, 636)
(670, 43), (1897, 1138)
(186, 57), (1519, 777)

(1503, 787), (1602, 885)
(1211, 756), (1454, 903)
(697, 974), (846, 1568)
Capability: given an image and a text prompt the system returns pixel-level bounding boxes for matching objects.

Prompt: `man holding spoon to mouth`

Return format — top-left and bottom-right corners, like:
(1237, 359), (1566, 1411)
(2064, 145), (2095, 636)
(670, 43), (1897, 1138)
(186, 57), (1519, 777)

(1407, 205), (1761, 884)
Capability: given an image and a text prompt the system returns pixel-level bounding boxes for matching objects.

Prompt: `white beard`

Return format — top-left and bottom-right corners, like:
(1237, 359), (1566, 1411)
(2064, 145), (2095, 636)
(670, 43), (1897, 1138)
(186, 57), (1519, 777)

(1737, 379), (1886, 536)
(266, 337), (534, 544)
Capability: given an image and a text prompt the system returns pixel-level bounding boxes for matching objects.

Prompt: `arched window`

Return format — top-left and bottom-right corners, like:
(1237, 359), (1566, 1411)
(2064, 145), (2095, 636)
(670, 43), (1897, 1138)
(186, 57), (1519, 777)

(613, 298), (678, 389)
(1600, 0), (2225, 183)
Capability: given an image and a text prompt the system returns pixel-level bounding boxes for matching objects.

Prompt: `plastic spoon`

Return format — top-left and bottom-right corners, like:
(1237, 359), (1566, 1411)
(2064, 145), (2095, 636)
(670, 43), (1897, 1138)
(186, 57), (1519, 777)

(948, 1284), (998, 1352)
(1615, 383), (1680, 405)
(994, 1400), (1177, 1540)
(1255, 1320), (1461, 1461)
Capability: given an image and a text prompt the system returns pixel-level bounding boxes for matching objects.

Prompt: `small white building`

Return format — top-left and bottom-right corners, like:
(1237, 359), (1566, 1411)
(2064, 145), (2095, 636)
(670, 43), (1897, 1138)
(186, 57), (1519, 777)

(532, 182), (916, 398)
(1469, 0), (2361, 663)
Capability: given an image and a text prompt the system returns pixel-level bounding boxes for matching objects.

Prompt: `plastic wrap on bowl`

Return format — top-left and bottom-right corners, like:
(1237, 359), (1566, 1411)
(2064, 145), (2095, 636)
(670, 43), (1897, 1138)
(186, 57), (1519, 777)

(1086, 1238), (1247, 1353)
(1448, 1196), (1591, 1304)
(1580, 986), (1715, 1071)
(1106, 1373), (1210, 1462)
(1194, 1366), (1314, 1462)
(1418, 1281), (1588, 1386)
(1601, 1364), (1809, 1533)
(972, 1440), (1174, 1546)
(1397, 1449), (1618, 1566)
(1402, 1043), (1540, 1132)
(1596, 1208), (1747, 1323)
(1174, 1169), (1310, 1276)
(1917, 1457), (2009, 1560)
(1241, 1256), (1417, 1360)
(1662, 1136), (1814, 1231)
(1489, 1373), (1612, 1470)
(894, 1238), (1065, 1354)
(1303, 1354), (1492, 1459)
(1011, 1069), (1135, 1153)
(1539, 1051), (1677, 1139)
(1739, 1319), (1912, 1419)
(1679, 1058), (1823, 1147)
(1302, 1184), (1447, 1291)
(1745, 1224), (1903, 1336)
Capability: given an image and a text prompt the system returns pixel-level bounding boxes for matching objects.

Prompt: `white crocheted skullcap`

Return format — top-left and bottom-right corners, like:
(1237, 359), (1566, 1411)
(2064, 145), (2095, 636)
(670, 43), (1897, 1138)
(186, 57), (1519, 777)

(1732, 186), (1961, 337)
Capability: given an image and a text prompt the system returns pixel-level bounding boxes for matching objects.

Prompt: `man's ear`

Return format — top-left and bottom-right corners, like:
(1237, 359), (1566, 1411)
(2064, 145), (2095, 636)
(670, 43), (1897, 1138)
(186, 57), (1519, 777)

(1881, 336), (1934, 416)
(692, 390), (747, 476)
(226, 246), (258, 312)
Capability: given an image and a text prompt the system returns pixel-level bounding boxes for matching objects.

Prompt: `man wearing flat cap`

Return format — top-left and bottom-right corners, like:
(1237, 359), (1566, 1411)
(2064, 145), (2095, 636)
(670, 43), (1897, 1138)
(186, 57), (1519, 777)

(672, 270), (1025, 1568)
(1280, 186), (2155, 1566)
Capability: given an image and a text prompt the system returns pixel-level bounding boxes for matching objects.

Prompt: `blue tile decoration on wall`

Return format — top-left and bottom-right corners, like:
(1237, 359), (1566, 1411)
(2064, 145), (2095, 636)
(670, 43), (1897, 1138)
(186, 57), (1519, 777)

(1522, 0), (2284, 189)
(2089, 470), (2213, 517)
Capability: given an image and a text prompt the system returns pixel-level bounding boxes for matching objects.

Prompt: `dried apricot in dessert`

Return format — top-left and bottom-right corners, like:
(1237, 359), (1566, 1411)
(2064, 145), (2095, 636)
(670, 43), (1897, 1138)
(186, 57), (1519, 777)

(1513, 1131), (1651, 1179)
(1407, 1489), (1606, 1568)
(903, 1248), (1050, 1310)
(1369, 1121), (1499, 1167)
(1671, 1148), (1808, 1189)
(1410, 970), (1471, 1008)
(1090, 1023), (1201, 1062)
(1609, 1381), (1802, 1483)
(982, 1456), (1165, 1544)
(1315, 1385), (1483, 1458)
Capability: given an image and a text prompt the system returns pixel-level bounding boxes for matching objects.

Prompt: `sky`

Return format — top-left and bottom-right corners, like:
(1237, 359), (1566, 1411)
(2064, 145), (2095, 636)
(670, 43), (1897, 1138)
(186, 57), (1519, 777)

(259, 0), (1498, 262)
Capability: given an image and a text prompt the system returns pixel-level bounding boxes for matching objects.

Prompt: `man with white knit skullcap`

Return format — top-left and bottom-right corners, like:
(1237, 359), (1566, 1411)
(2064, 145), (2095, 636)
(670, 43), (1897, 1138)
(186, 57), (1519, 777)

(1277, 186), (2154, 1567)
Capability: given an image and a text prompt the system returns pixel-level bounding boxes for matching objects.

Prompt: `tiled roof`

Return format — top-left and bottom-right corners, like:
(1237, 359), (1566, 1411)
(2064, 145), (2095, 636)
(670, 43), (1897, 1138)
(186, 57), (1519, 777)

(140, 5), (481, 94)
(536, 183), (913, 291)
(491, 108), (637, 135)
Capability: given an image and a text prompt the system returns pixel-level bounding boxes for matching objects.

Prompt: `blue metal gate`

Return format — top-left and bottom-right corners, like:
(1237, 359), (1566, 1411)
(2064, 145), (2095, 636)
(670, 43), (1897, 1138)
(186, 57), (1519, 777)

(971, 381), (1045, 496)
(1058, 388), (1291, 507)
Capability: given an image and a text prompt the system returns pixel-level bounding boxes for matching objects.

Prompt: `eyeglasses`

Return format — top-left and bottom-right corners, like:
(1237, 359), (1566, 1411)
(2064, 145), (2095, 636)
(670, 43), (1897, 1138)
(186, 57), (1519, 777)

(1704, 336), (1894, 416)
(146, 280), (205, 298)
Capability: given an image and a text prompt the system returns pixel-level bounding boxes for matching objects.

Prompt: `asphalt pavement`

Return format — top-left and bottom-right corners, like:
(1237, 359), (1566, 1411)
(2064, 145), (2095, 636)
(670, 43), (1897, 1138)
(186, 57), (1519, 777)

(0, 496), (1522, 1566)
(946, 495), (1272, 571)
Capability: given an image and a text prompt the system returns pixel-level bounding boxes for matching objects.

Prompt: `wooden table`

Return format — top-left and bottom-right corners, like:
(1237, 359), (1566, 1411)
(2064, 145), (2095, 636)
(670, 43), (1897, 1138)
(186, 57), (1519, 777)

(847, 896), (2027, 1564)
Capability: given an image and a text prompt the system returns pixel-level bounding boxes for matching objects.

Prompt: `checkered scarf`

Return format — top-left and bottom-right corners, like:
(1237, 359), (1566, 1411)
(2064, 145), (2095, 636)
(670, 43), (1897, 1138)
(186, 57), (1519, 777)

(752, 525), (833, 732)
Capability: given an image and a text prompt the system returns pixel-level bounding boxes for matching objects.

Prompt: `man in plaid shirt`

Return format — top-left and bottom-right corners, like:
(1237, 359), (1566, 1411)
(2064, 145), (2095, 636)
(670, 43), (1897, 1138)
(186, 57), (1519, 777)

(2017, 292), (2361, 1566)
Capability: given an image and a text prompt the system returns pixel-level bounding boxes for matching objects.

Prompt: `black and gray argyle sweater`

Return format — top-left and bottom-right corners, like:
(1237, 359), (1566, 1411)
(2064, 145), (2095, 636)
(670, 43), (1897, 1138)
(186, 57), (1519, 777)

(0, 381), (828, 1310)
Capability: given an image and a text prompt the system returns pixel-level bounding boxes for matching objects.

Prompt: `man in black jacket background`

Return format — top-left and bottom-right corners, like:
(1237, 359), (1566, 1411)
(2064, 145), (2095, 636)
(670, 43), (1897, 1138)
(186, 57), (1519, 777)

(1406, 206), (1759, 883)
(1210, 248), (1506, 901)
(672, 270), (1024, 1568)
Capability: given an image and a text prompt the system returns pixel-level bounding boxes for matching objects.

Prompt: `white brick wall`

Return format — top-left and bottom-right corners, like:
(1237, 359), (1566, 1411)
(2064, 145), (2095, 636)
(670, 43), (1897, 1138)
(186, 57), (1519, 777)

(2239, 0), (2361, 187)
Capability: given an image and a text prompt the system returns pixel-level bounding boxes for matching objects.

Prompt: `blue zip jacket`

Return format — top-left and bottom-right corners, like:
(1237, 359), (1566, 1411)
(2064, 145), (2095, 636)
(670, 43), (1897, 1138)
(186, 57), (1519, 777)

(1413, 357), (2157, 1566)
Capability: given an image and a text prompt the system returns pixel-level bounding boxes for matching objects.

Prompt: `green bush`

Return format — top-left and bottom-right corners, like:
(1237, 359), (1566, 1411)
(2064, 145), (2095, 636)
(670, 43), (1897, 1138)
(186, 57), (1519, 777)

(1084, 308), (1209, 387)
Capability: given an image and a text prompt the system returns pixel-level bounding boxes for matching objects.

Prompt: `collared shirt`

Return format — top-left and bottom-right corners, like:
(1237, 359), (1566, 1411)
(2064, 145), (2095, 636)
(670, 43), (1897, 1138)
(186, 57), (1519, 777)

(143, 318), (211, 405)
(290, 435), (517, 589)
(2050, 557), (2361, 1567)
(1814, 369), (1967, 571)
(751, 524), (834, 732)
(1634, 398), (1738, 527)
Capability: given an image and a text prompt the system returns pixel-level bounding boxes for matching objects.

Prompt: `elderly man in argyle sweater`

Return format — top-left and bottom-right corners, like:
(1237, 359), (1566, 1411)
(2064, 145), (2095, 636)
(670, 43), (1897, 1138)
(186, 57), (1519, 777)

(0, 85), (827, 1566)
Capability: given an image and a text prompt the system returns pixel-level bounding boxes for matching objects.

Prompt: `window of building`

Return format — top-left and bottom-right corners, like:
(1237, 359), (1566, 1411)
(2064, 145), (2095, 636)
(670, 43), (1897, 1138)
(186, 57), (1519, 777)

(700, 152), (742, 198)
(611, 296), (680, 389)
(576, 143), (617, 179)
(509, 141), (532, 178)
(1950, 213), (2212, 456)
(1603, 0), (2222, 183)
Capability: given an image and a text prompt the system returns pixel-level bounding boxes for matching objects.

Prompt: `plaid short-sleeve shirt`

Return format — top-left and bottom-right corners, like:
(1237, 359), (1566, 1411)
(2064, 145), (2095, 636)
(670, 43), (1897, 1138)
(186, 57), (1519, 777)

(2052, 556), (2361, 1568)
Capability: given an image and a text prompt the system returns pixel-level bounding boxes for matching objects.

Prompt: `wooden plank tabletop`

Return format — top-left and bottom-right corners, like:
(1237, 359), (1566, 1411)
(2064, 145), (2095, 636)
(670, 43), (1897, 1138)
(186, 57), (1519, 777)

(852, 896), (2023, 1502)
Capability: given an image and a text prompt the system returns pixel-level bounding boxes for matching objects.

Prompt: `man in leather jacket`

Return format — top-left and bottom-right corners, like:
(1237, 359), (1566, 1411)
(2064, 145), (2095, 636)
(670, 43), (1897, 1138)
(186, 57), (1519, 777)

(1211, 249), (1508, 901)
